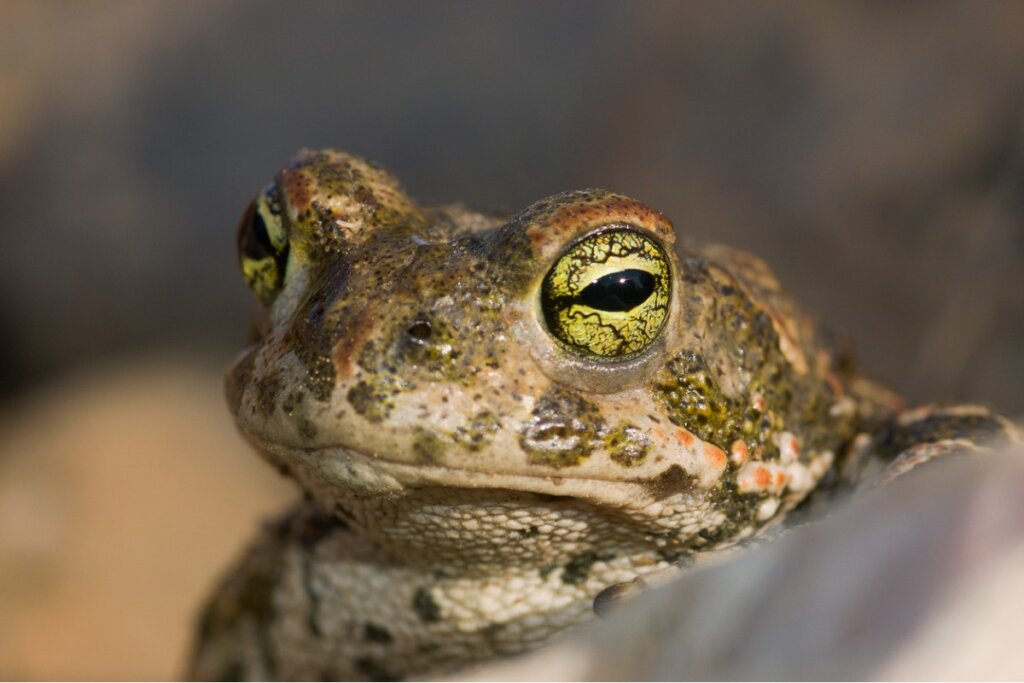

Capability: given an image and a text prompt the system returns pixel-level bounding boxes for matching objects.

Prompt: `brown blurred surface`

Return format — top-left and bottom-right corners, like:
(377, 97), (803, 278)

(1, 1), (1023, 679)
(0, 360), (295, 679)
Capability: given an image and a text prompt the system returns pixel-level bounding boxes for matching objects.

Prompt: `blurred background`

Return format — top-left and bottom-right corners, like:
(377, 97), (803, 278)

(1, 1), (1022, 678)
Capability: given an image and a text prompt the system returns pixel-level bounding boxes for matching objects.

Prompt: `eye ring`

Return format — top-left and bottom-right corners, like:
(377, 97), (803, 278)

(540, 228), (671, 360)
(237, 184), (289, 302)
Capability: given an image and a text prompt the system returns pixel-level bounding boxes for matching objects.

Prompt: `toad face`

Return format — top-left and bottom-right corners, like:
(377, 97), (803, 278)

(228, 149), (858, 549)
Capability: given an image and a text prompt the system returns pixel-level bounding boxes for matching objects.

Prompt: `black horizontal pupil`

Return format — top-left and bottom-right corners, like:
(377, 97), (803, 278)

(579, 269), (656, 312)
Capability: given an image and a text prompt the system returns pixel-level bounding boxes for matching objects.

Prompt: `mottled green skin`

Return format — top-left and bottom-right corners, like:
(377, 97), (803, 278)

(193, 149), (1018, 681)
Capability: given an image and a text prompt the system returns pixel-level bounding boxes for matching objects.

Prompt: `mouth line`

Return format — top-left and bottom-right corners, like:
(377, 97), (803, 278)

(244, 430), (682, 492)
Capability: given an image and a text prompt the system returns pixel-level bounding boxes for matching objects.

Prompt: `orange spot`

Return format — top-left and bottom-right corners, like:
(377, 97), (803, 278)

(704, 444), (728, 472)
(779, 433), (801, 463)
(754, 466), (772, 489)
(774, 472), (788, 488)
(730, 439), (749, 464)
(675, 429), (695, 447)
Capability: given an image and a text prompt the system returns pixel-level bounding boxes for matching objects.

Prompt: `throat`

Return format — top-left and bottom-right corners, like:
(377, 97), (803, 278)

(286, 500), (671, 678)
(332, 485), (674, 576)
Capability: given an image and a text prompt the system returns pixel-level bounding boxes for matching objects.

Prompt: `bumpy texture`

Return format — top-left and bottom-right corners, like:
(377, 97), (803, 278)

(191, 149), (1019, 681)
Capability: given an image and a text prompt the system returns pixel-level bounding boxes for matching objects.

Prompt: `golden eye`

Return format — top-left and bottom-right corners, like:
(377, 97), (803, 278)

(541, 229), (671, 359)
(237, 184), (288, 302)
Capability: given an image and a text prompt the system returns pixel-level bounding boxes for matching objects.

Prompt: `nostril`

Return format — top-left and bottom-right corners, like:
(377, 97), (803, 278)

(407, 320), (433, 341)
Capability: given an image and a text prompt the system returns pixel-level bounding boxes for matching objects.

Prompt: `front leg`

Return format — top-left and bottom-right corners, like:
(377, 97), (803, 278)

(190, 502), (646, 680)
(189, 506), (353, 681)
(190, 505), (436, 681)
(842, 404), (1020, 489)
(593, 404), (1021, 617)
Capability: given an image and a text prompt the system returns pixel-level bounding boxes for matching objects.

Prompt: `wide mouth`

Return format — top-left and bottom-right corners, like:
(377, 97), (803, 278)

(241, 427), (702, 512)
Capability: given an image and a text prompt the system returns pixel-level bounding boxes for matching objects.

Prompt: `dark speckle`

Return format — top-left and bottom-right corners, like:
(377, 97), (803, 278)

(482, 622), (506, 641)
(561, 552), (614, 585)
(406, 319), (433, 340)
(593, 579), (645, 617)
(453, 410), (503, 452)
(354, 657), (396, 682)
(412, 587), (441, 623)
(296, 510), (347, 549)
(645, 464), (699, 498)
(332, 504), (354, 528)
(215, 660), (246, 682)
(656, 546), (692, 564)
(534, 493), (572, 503)
(412, 428), (447, 464)
(519, 387), (606, 468)
(363, 622), (393, 644)
(297, 417), (318, 441)
(347, 379), (398, 423)
(605, 423), (650, 467)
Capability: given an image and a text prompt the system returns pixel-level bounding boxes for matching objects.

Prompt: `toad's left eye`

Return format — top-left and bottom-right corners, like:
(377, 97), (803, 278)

(237, 184), (289, 303)
(541, 229), (671, 360)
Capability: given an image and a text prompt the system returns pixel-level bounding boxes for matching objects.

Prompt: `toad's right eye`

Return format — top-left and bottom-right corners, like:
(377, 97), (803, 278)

(237, 184), (289, 303)
(540, 228), (671, 360)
